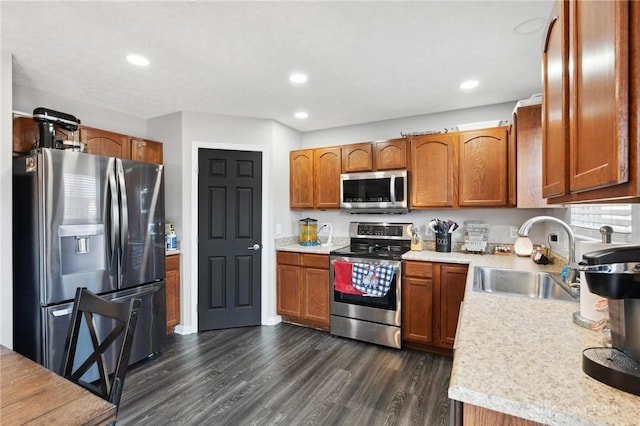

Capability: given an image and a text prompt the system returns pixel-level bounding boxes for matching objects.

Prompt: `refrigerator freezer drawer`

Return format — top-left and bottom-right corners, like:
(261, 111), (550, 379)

(107, 281), (167, 365)
(42, 281), (167, 379)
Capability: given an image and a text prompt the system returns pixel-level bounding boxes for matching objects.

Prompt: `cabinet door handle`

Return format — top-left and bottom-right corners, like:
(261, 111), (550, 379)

(543, 15), (559, 53)
(247, 243), (261, 251)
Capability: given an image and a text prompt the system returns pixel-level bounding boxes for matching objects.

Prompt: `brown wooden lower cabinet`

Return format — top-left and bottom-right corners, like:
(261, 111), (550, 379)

(439, 264), (468, 346)
(453, 401), (544, 426)
(402, 261), (434, 344)
(276, 251), (330, 331)
(166, 253), (181, 334)
(402, 260), (468, 355)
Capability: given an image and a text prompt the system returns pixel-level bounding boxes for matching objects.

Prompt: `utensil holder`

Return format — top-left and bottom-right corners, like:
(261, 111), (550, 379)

(436, 232), (451, 253)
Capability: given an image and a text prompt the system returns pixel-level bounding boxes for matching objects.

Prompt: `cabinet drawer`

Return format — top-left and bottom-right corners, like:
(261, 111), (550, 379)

(301, 254), (329, 269)
(404, 261), (433, 278)
(277, 251), (301, 266)
(166, 253), (180, 270)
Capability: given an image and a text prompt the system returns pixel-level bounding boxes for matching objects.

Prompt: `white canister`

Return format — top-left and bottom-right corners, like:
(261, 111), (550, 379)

(576, 241), (617, 325)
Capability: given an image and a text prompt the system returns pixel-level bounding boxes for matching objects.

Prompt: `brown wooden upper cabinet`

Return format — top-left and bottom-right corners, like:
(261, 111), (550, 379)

(410, 133), (458, 208)
(514, 103), (548, 208)
(409, 128), (510, 209)
(314, 147), (342, 209)
(541, 0), (569, 198)
(374, 138), (409, 170)
(80, 127), (131, 159)
(543, 0), (638, 203)
(458, 127), (510, 207)
(342, 138), (408, 172)
(130, 138), (163, 164)
(290, 149), (314, 209)
(13, 116), (75, 156)
(342, 142), (373, 172)
(14, 118), (164, 164)
(12, 116), (37, 156)
(290, 147), (341, 210)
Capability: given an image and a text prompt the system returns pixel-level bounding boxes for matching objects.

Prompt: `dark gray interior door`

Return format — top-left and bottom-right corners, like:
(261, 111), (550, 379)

(198, 149), (262, 330)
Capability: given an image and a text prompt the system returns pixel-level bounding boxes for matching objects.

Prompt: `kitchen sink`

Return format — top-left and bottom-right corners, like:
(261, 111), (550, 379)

(472, 267), (579, 302)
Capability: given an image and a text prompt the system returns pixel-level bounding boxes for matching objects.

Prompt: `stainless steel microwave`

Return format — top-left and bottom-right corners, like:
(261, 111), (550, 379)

(340, 169), (408, 213)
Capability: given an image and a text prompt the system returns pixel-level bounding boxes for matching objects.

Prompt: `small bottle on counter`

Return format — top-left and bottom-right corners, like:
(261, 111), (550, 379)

(166, 223), (177, 251)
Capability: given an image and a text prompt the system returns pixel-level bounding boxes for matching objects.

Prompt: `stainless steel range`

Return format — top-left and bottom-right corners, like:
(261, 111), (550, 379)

(329, 222), (413, 348)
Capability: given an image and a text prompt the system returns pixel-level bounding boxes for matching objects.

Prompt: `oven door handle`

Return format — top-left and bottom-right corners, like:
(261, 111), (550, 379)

(390, 175), (396, 204)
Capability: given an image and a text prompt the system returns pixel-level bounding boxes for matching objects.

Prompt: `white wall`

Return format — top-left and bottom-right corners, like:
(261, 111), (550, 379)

(271, 122), (301, 237)
(148, 112), (182, 238)
(299, 208), (551, 248)
(1, 51), (14, 348)
(178, 112), (302, 334)
(12, 84), (147, 138)
(303, 101), (517, 147)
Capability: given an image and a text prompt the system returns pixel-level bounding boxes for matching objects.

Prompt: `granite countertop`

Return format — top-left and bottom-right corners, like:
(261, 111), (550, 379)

(404, 250), (640, 426)
(276, 242), (349, 255)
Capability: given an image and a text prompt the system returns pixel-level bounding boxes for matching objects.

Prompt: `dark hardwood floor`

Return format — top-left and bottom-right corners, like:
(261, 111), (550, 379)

(118, 324), (453, 425)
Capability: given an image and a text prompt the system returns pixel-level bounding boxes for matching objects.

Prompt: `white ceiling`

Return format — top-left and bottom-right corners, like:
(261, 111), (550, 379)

(1, 0), (553, 132)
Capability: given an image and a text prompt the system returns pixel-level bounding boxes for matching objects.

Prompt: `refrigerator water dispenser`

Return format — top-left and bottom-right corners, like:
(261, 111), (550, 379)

(59, 224), (105, 275)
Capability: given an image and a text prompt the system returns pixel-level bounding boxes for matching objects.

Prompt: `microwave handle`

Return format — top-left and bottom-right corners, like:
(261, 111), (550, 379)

(390, 175), (396, 204)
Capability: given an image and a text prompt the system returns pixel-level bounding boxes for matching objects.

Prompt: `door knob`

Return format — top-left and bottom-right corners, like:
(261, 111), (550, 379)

(247, 243), (261, 251)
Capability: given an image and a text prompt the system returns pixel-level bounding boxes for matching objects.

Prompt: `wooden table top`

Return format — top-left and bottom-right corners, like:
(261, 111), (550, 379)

(0, 345), (116, 425)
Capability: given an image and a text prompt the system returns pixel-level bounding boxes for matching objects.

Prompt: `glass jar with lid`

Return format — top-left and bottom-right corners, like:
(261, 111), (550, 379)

(299, 218), (318, 246)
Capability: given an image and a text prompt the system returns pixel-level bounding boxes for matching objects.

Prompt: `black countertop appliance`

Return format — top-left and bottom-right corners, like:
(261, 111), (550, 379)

(32, 107), (81, 149)
(581, 245), (640, 396)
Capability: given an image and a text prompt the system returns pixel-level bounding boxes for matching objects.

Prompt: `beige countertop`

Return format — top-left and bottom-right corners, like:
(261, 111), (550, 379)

(407, 250), (640, 426)
(276, 242), (348, 255)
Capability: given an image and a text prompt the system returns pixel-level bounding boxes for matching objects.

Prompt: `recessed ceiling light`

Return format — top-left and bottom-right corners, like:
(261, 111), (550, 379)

(295, 111), (309, 119)
(460, 80), (479, 90)
(126, 54), (149, 67)
(289, 73), (308, 84)
(513, 18), (546, 35)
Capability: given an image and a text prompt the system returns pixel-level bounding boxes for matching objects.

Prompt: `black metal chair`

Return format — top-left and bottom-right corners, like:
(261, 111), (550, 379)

(61, 287), (141, 415)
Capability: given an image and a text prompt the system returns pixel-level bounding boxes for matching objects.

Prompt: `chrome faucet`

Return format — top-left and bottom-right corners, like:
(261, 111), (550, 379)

(517, 216), (579, 286)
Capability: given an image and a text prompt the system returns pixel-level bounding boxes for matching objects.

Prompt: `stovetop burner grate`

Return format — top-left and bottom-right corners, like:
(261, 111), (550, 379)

(330, 222), (414, 260)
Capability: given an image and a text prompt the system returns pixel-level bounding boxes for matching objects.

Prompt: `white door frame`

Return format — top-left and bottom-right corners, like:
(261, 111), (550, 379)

(187, 141), (271, 333)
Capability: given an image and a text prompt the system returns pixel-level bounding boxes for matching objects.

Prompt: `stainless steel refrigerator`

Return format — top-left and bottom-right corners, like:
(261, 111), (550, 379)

(13, 148), (166, 376)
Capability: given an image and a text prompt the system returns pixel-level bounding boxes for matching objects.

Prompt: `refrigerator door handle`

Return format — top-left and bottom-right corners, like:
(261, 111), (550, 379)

(116, 159), (129, 272)
(109, 283), (162, 302)
(52, 307), (73, 317)
(108, 157), (119, 273)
